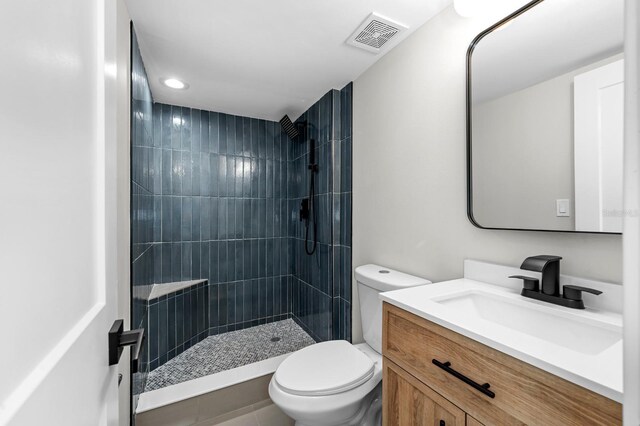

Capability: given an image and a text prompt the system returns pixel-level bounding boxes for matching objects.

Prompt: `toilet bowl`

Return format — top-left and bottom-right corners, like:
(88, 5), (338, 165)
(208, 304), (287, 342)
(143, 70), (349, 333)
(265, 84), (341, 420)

(269, 264), (430, 426)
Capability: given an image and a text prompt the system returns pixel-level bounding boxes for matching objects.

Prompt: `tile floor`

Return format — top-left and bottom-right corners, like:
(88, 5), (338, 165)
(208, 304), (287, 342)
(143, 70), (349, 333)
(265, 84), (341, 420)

(145, 319), (315, 391)
(212, 402), (294, 426)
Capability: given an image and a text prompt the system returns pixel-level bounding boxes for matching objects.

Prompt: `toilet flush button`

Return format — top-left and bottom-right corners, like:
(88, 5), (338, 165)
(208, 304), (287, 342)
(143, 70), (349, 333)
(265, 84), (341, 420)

(379, 270), (390, 274)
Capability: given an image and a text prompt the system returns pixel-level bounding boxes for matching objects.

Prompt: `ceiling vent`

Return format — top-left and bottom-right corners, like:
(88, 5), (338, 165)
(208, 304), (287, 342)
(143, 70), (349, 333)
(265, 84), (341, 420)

(346, 13), (408, 54)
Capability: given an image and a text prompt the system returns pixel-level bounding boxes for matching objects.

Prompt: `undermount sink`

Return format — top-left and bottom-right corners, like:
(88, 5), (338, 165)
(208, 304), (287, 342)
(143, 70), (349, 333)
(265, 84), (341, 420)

(433, 290), (621, 355)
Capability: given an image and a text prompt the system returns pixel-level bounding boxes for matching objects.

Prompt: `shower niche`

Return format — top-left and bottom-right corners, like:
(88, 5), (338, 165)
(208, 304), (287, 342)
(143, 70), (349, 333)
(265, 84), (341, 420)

(130, 27), (352, 404)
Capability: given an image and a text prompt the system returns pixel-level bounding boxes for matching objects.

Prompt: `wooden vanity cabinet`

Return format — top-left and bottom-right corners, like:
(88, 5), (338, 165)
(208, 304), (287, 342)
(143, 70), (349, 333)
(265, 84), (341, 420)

(384, 359), (466, 426)
(381, 303), (622, 426)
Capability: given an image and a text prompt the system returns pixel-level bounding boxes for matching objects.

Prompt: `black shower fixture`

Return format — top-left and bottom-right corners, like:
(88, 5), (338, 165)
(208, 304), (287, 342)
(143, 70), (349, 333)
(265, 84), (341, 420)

(280, 115), (318, 256)
(279, 115), (300, 140)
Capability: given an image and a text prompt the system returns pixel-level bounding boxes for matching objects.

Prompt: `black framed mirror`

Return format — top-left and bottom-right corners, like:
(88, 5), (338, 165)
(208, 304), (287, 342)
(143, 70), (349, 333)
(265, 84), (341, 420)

(466, 0), (624, 234)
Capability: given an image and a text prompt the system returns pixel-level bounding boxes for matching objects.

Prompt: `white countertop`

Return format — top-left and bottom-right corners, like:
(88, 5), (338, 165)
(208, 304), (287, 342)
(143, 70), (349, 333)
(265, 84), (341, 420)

(380, 278), (623, 403)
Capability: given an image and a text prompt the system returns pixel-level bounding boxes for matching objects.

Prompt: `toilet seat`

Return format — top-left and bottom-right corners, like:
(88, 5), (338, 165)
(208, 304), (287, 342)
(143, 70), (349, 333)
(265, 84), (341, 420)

(274, 340), (375, 396)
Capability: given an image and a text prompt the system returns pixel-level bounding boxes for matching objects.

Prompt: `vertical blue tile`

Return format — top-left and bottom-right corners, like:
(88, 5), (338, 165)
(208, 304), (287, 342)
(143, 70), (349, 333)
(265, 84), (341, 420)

(242, 157), (251, 197)
(201, 196), (211, 241)
(209, 112), (219, 154)
(243, 199), (251, 241)
(183, 289), (192, 339)
(218, 240), (228, 283)
(258, 239), (266, 278)
(170, 243), (182, 282)
(265, 121), (274, 160)
(218, 155), (227, 197)
(218, 114), (227, 154)
(235, 281), (244, 323)
(192, 152), (200, 196)
(227, 199), (236, 241)
(266, 277), (274, 318)
(209, 153), (219, 197)
(200, 110), (210, 153)
(243, 280), (253, 323)
(181, 107), (192, 151)
(234, 241), (243, 281)
(171, 106), (182, 150)
(161, 104), (171, 149)
(181, 197), (192, 241)
(191, 108), (201, 153)
(167, 297), (176, 351)
(175, 294), (184, 347)
(218, 198), (228, 240)
(158, 298), (168, 362)
(226, 156), (235, 197)
(209, 241), (219, 284)
(265, 238), (274, 277)
(182, 242), (192, 280)
(250, 239), (259, 280)
(161, 196), (171, 242)
(242, 117), (251, 157)
(218, 283), (228, 326)
(199, 153), (209, 196)
(258, 120), (266, 159)
(192, 197), (201, 241)
(201, 242), (210, 280)
(171, 150), (182, 195)
(149, 301), (159, 363)
(209, 284), (219, 328)
(243, 240), (251, 280)
(226, 282), (236, 325)
(250, 119), (259, 158)
(192, 242), (201, 279)
(211, 197), (219, 240)
(258, 278), (267, 319)
(161, 244), (171, 283)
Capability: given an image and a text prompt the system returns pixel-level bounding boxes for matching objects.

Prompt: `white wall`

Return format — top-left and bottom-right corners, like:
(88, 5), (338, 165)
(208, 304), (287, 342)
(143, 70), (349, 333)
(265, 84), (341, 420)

(352, 6), (622, 343)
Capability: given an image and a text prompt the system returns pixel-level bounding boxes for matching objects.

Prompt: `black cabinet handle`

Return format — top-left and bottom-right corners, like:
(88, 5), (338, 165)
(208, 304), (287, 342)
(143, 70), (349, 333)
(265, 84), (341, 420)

(432, 359), (495, 398)
(109, 319), (145, 373)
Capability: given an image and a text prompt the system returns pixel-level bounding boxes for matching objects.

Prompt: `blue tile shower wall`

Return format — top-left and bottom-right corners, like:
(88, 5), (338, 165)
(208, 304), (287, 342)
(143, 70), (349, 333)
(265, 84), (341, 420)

(147, 281), (209, 370)
(289, 83), (352, 342)
(333, 83), (353, 342)
(130, 26), (154, 406)
(139, 103), (292, 370)
(131, 27), (353, 385)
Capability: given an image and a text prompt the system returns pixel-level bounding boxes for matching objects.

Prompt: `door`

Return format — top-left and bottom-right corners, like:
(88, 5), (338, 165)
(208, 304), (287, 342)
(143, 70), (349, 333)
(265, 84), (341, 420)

(574, 59), (625, 232)
(0, 0), (122, 424)
(383, 360), (466, 426)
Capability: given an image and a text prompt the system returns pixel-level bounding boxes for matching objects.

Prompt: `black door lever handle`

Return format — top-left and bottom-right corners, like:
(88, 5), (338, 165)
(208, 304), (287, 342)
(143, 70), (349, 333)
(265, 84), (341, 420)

(108, 319), (145, 373)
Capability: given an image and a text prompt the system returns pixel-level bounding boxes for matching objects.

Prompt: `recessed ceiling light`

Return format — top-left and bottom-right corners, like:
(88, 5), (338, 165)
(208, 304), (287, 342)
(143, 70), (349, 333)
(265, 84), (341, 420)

(162, 78), (188, 90)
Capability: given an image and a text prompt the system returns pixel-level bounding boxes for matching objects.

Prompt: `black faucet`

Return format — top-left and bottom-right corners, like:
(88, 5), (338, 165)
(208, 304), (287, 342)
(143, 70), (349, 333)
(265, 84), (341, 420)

(509, 255), (602, 309)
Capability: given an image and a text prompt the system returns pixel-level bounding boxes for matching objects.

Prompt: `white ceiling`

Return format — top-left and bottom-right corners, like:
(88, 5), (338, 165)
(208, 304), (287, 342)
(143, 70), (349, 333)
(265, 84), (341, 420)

(472, 0), (624, 103)
(125, 0), (451, 121)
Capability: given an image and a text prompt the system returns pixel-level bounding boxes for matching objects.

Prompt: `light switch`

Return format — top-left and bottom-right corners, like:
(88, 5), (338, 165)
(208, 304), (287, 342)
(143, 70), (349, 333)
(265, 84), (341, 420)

(556, 199), (570, 217)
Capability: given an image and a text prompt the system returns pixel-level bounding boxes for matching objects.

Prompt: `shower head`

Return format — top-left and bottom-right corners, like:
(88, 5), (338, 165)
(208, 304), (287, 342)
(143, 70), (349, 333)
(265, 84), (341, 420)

(279, 115), (300, 140)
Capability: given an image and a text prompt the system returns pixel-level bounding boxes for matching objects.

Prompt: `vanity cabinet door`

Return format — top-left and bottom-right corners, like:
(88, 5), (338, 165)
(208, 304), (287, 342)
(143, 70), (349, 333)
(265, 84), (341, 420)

(467, 416), (484, 426)
(383, 359), (465, 426)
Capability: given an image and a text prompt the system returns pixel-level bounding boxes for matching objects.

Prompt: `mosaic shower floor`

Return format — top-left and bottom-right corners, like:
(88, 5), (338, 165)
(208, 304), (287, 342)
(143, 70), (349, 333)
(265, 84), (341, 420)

(144, 319), (316, 391)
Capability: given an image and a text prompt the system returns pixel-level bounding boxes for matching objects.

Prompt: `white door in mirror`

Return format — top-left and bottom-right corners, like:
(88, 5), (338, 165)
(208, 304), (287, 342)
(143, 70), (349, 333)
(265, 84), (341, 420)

(574, 59), (624, 232)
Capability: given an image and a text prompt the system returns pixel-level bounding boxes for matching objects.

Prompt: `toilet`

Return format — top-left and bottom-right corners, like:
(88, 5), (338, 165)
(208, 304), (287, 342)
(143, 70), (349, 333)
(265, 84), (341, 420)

(269, 264), (431, 426)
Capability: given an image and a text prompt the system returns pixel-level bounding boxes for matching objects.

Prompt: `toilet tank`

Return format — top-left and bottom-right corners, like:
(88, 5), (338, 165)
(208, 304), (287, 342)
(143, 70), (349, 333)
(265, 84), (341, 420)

(355, 264), (431, 354)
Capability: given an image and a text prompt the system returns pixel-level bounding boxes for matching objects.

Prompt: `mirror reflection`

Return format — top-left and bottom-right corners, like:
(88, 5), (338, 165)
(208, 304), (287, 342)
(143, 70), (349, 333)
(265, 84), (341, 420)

(469, 0), (624, 233)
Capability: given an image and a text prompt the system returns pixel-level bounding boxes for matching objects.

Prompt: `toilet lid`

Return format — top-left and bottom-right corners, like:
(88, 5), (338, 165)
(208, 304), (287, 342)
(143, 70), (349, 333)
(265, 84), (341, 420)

(274, 340), (375, 396)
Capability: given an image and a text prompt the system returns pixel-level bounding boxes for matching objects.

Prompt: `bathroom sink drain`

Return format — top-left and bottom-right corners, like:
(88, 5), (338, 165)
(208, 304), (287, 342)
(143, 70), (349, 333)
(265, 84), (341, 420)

(271, 337), (281, 342)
